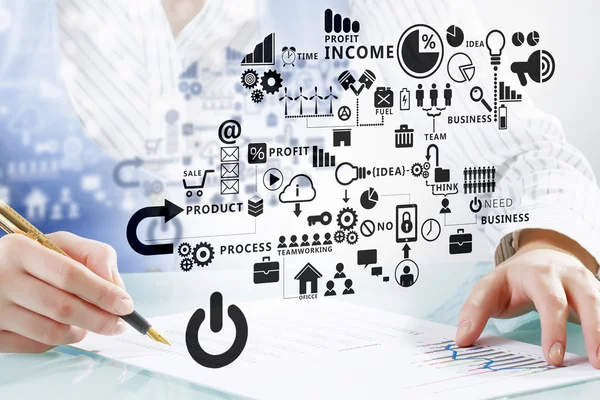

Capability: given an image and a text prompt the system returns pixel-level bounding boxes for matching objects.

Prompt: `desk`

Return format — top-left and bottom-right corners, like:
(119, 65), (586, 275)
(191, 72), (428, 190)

(1, 267), (599, 399)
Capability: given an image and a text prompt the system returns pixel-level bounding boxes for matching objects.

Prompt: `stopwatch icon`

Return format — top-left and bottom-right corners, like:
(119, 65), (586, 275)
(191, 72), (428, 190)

(185, 292), (248, 369)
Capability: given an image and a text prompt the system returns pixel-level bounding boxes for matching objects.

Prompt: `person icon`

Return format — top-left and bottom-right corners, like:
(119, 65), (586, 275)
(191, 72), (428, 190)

(334, 263), (346, 279)
(278, 235), (287, 249)
(312, 233), (321, 246)
(440, 198), (451, 214)
(430, 83), (438, 107)
(400, 266), (415, 287)
(289, 235), (299, 248)
(323, 232), (333, 245)
(416, 84), (424, 108)
(343, 279), (355, 295)
(324, 280), (336, 297)
(301, 234), (310, 247)
(444, 83), (452, 106)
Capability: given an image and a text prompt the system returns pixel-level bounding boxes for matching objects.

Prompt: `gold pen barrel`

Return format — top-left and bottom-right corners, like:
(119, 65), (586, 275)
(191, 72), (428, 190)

(0, 200), (69, 257)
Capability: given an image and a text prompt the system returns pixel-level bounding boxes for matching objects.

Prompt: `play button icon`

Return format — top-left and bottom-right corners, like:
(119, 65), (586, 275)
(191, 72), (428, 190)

(263, 168), (283, 191)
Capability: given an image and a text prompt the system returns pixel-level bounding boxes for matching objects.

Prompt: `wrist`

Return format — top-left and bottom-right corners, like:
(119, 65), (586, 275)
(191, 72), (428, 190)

(518, 229), (599, 276)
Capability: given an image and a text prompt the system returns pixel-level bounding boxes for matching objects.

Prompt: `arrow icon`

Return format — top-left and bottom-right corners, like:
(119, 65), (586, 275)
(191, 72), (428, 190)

(293, 203), (302, 217)
(342, 189), (349, 203)
(425, 144), (440, 167)
(126, 199), (184, 256)
(402, 243), (411, 259)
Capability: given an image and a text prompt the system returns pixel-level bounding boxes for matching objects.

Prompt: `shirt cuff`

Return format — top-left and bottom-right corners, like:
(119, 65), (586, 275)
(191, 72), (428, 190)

(492, 207), (600, 280)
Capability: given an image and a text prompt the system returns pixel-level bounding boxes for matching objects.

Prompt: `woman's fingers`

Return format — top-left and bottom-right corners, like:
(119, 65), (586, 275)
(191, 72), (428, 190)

(0, 331), (54, 354)
(523, 266), (568, 366)
(0, 304), (87, 346)
(5, 273), (126, 336)
(47, 231), (125, 289)
(5, 235), (134, 316)
(562, 269), (600, 369)
(455, 268), (508, 347)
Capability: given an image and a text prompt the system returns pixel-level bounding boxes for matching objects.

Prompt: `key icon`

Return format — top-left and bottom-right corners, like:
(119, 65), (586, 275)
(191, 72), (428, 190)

(307, 211), (332, 226)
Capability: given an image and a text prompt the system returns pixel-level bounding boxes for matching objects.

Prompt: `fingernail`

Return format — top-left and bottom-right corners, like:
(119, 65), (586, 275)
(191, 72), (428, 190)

(596, 344), (600, 361)
(109, 320), (127, 335)
(114, 297), (134, 315)
(549, 342), (564, 365)
(456, 321), (472, 342)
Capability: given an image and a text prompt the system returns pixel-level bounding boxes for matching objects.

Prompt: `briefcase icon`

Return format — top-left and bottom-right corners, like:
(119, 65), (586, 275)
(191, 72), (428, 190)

(449, 229), (473, 255)
(253, 257), (280, 284)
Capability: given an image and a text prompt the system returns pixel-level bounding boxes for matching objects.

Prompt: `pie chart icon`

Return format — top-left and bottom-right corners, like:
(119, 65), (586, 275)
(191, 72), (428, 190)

(446, 25), (464, 48)
(360, 188), (379, 210)
(447, 53), (475, 83)
(397, 24), (444, 79)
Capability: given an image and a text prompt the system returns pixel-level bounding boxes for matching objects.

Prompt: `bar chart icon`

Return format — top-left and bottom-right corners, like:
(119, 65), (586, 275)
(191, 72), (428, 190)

(241, 33), (275, 66)
(499, 81), (522, 103)
(324, 9), (360, 34)
(312, 146), (336, 168)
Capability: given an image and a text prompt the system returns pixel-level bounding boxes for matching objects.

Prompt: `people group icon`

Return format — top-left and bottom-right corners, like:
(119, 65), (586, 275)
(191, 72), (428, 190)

(416, 83), (452, 109)
(277, 233), (332, 248)
(324, 263), (354, 297)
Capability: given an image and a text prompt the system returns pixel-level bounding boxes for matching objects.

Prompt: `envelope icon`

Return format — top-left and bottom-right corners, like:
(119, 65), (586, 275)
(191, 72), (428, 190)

(221, 163), (239, 179)
(221, 179), (239, 195)
(221, 146), (239, 162)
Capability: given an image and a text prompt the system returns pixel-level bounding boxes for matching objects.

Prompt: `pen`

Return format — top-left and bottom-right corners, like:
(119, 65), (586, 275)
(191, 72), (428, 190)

(0, 200), (170, 346)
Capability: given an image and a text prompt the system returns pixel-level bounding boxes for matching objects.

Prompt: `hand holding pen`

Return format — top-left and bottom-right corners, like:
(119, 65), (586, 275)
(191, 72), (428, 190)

(0, 201), (168, 353)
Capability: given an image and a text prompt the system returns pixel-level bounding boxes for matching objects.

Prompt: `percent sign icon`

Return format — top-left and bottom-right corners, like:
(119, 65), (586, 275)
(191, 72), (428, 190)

(422, 34), (437, 50)
(248, 143), (267, 164)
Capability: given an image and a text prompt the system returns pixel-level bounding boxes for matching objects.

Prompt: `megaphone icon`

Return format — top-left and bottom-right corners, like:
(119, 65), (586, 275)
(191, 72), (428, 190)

(510, 50), (555, 86)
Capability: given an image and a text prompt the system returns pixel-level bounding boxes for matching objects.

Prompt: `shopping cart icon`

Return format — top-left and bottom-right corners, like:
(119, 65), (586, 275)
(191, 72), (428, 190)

(182, 170), (214, 197)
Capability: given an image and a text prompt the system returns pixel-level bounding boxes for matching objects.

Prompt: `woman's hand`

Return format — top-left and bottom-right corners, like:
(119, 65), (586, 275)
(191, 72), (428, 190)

(456, 229), (600, 368)
(0, 232), (133, 353)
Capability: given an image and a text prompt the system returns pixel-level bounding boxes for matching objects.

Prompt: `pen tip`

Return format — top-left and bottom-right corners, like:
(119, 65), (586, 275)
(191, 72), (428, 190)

(147, 327), (171, 346)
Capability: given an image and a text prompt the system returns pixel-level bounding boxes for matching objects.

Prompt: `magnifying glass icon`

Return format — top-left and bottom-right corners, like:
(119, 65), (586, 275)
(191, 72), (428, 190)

(470, 86), (492, 113)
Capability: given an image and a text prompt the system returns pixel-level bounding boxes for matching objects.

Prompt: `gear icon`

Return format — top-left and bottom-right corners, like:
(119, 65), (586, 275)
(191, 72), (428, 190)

(241, 69), (259, 89)
(178, 242), (192, 258)
(180, 258), (194, 272)
(346, 231), (358, 245)
(251, 89), (264, 103)
(411, 163), (423, 178)
(334, 230), (346, 244)
(192, 242), (215, 267)
(337, 207), (358, 231)
(260, 69), (283, 94)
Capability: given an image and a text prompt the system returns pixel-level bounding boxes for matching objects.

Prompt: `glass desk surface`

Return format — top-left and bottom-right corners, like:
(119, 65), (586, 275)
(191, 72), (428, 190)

(1, 265), (599, 400)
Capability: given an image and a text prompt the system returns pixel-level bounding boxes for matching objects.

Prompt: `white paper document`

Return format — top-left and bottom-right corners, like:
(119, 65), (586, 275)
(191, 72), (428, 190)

(72, 300), (599, 399)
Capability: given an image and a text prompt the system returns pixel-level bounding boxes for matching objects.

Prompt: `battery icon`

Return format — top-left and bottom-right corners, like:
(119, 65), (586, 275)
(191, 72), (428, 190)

(499, 104), (508, 130)
(400, 88), (410, 111)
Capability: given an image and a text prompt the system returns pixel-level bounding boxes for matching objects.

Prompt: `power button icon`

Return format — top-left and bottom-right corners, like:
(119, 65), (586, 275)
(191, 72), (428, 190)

(470, 196), (483, 213)
(185, 292), (248, 369)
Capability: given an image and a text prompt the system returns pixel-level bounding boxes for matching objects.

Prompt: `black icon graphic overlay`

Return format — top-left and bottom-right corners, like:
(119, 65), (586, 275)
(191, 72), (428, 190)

(254, 257), (280, 284)
(527, 31), (540, 47)
(186, 292), (248, 369)
(295, 263), (323, 295)
(470, 86), (492, 113)
(374, 87), (394, 108)
(312, 146), (336, 168)
(281, 86), (337, 118)
(324, 280), (337, 296)
(248, 143), (267, 164)
(218, 120), (242, 145)
(261, 69), (283, 94)
(360, 188), (379, 210)
(241, 69), (259, 89)
(281, 46), (296, 67)
(511, 50), (555, 86)
(263, 168), (283, 191)
(338, 70), (376, 96)
(397, 24), (444, 79)
(426, 144), (451, 183)
(396, 204), (417, 243)
(470, 196), (483, 213)
(248, 196), (264, 217)
(183, 170), (214, 198)
(337, 106), (352, 121)
(308, 211), (332, 227)
(447, 53), (475, 83)
(279, 174), (316, 216)
(421, 218), (441, 242)
(499, 104), (508, 130)
(324, 9), (360, 34)
(192, 242), (215, 267)
(395, 124), (414, 148)
(126, 200), (184, 256)
(463, 166), (496, 194)
(446, 25), (464, 48)
(512, 32), (525, 47)
(333, 128), (352, 147)
(337, 207), (358, 231)
(335, 162), (369, 186)
(357, 249), (377, 268)
(395, 259), (419, 288)
(485, 30), (505, 66)
(399, 88), (410, 110)
(360, 220), (376, 237)
(499, 81), (523, 103)
(449, 229), (473, 255)
(242, 33), (275, 66)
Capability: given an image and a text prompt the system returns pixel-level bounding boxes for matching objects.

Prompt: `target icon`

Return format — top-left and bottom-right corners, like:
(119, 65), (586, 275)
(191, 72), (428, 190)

(511, 50), (555, 86)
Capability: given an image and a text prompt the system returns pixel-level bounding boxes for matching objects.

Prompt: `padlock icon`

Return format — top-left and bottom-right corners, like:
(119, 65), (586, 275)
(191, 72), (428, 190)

(401, 212), (413, 233)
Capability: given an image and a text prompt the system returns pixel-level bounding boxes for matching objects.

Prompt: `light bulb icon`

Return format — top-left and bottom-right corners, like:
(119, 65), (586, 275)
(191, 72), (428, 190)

(486, 30), (506, 66)
(335, 162), (368, 186)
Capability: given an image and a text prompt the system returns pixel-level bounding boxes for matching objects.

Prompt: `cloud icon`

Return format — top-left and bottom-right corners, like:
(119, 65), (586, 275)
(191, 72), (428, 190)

(279, 174), (316, 203)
